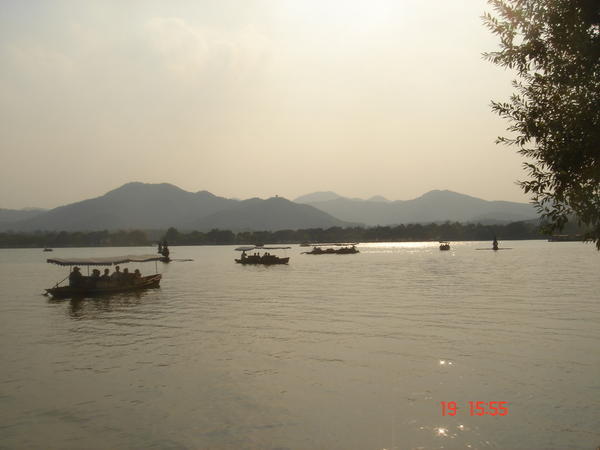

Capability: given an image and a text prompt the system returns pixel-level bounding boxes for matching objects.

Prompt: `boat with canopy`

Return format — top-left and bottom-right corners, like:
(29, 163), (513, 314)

(302, 244), (359, 255)
(45, 254), (163, 298)
(234, 245), (291, 265)
(439, 241), (450, 251)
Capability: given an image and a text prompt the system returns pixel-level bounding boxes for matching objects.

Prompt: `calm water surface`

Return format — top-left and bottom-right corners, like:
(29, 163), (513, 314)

(0, 241), (599, 449)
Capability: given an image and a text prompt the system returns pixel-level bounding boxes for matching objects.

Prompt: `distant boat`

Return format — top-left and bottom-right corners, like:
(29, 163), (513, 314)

(157, 240), (171, 263)
(44, 254), (163, 298)
(439, 241), (450, 251)
(476, 237), (512, 250)
(43, 248), (53, 252)
(303, 245), (359, 255)
(235, 246), (291, 265)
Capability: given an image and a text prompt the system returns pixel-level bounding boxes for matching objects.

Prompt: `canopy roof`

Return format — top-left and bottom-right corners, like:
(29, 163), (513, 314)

(47, 254), (163, 266)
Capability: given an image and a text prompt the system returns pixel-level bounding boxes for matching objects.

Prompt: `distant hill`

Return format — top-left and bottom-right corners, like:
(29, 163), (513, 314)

(293, 191), (343, 203)
(2, 184), (538, 232)
(2, 182), (239, 231)
(298, 189), (537, 226)
(194, 196), (350, 231)
(367, 195), (390, 202)
(0, 208), (46, 226)
(2, 182), (350, 232)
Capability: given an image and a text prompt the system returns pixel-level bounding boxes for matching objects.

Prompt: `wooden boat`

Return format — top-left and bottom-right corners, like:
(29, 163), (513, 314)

(236, 254), (289, 265)
(235, 246), (291, 265)
(303, 245), (359, 255)
(476, 239), (512, 250)
(46, 274), (162, 298)
(157, 240), (171, 263)
(45, 254), (164, 298)
(439, 241), (450, 251)
(43, 248), (53, 252)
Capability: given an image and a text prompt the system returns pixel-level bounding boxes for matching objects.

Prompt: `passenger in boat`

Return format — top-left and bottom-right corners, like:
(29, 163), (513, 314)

(111, 265), (122, 281)
(100, 268), (111, 281)
(160, 240), (170, 258)
(87, 269), (101, 288)
(69, 267), (83, 287)
(133, 269), (142, 280)
(241, 251), (247, 261)
(122, 267), (132, 284)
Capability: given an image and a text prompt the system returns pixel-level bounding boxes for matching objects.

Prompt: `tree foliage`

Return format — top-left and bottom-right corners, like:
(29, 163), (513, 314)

(483, 0), (600, 248)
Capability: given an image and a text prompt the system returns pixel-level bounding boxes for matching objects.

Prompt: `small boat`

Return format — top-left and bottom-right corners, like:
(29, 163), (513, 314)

(303, 245), (359, 255)
(157, 240), (171, 263)
(439, 241), (450, 251)
(235, 246), (291, 265)
(476, 238), (512, 250)
(45, 254), (164, 298)
(43, 248), (53, 252)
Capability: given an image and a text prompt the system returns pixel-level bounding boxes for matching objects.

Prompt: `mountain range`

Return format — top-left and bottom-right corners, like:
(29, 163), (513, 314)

(0, 183), (537, 232)
(295, 190), (537, 226)
(0, 183), (349, 232)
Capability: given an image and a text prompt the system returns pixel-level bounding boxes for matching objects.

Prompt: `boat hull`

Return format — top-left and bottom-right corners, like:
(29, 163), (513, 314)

(45, 274), (162, 298)
(303, 248), (359, 255)
(235, 257), (289, 265)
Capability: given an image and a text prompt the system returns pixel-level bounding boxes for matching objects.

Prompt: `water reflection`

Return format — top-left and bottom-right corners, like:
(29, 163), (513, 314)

(48, 290), (150, 319)
(436, 427), (448, 436)
(1, 242), (599, 449)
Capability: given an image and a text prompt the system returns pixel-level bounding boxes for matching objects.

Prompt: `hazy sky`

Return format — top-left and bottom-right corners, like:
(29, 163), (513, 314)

(0, 0), (528, 209)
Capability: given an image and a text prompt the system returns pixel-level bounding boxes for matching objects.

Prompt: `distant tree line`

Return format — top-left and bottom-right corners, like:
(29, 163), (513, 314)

(161, 222), (548, 245)
(0, 229), (149, 248)
(0, 220), (573, 248)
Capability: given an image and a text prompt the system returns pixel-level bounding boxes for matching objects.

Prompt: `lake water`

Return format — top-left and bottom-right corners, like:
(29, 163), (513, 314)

(0, 241), (598, 449)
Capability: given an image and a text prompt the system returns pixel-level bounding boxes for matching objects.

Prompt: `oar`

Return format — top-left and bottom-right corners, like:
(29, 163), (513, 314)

(42, 273), (69, 296)
(53, 274), (70, 288)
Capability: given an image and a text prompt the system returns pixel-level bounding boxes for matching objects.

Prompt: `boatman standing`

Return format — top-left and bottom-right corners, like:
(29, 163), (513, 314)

(69, 267), (83, 287)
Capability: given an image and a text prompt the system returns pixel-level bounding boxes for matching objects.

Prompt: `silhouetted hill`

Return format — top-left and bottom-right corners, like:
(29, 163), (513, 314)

(194, 196), (351, 231)
(2, 183), (350, 232)
(3, 182), (238, 231)
(367, 195), (390, 202)
(299, 189), (537, 225)
(293, 191), (343, 203)
(0, 208), (46, 225)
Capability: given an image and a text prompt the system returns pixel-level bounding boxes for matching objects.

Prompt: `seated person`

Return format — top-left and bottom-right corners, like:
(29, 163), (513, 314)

(110, 265), (122, 281)
(88, 268), (101, 287)
(100, 268), (111, 281)
(122, 267), (133, 283)
(133, 269), (142, 279)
